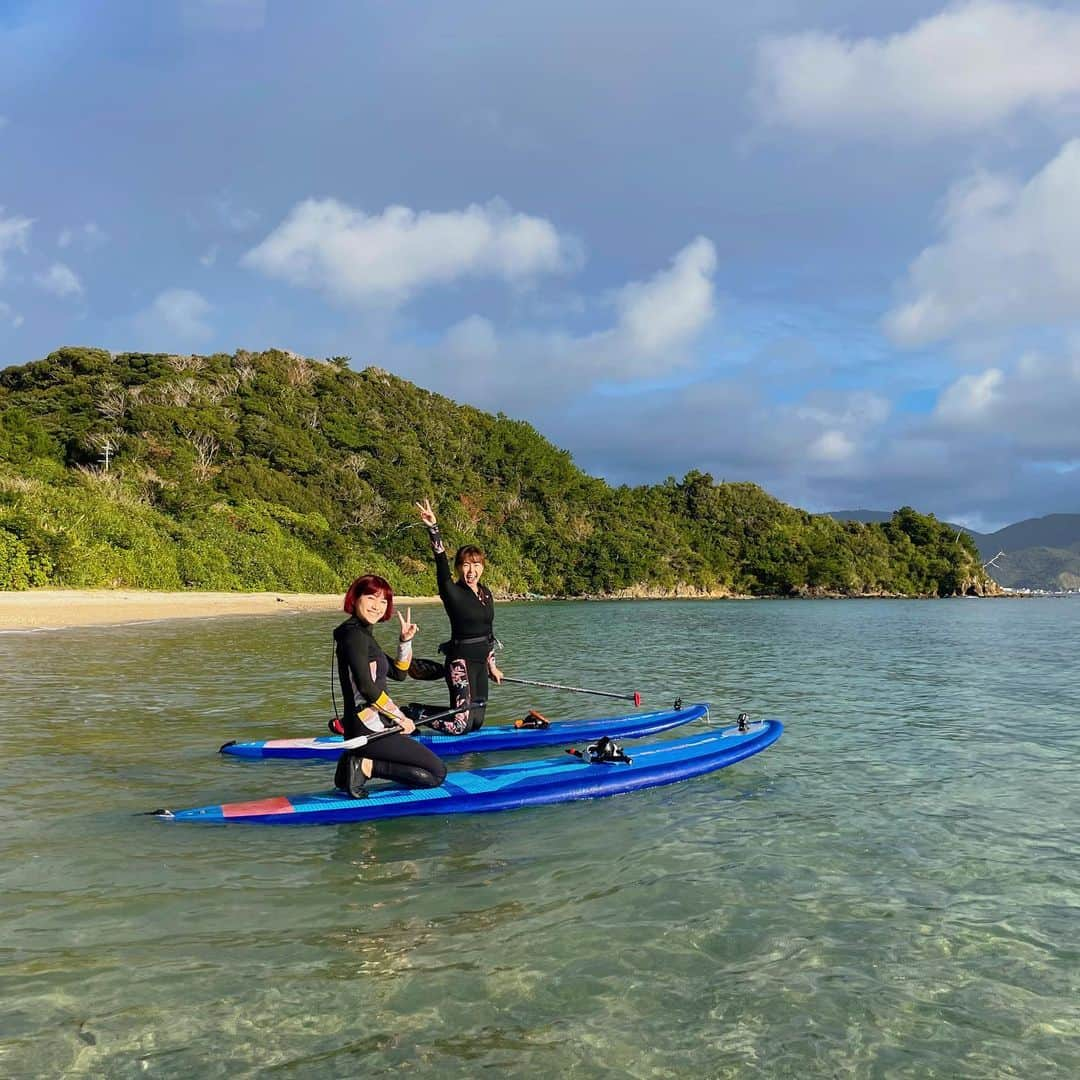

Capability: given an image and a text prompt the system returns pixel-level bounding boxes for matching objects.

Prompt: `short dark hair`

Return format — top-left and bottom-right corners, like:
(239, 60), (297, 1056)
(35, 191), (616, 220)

(454, 545), (485, 571)
(343, 574), (394, 621)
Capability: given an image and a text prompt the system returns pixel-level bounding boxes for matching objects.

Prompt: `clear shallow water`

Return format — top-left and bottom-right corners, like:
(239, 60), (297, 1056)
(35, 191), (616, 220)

(1, 598), (1078, 1078)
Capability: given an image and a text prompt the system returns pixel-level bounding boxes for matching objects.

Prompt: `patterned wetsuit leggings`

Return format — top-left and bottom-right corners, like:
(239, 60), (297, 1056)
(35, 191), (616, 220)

(430, 656), (489, 735)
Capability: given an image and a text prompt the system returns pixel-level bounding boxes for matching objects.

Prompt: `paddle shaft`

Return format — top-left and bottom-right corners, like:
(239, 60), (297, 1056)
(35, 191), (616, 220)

(499, 676), (641, 706)
(339, 700), (485, 750)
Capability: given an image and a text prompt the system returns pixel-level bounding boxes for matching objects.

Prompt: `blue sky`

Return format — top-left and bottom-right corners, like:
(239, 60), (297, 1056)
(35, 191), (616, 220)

(4, 0), (1080, 530)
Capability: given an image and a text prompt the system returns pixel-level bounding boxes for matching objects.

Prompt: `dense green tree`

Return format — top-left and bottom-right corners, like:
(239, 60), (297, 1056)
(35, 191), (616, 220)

(0, 346), (996, 596)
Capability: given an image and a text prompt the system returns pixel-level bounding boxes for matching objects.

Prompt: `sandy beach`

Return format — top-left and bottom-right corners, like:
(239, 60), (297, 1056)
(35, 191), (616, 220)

(0, 590), (438, 632)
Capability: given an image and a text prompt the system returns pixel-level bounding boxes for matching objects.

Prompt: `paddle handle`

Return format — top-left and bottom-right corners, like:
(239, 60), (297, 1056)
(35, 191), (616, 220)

(499, 676), (641, 706)
(339, 700), (485, 750)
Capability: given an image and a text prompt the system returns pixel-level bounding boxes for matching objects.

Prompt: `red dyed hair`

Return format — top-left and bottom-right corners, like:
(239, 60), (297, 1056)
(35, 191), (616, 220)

(343, 574), (394, 621)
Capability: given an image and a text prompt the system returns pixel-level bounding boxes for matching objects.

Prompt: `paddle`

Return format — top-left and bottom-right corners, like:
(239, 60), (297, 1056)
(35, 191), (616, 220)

(339, 700), (486, 750)
(498, 676), (642, 706)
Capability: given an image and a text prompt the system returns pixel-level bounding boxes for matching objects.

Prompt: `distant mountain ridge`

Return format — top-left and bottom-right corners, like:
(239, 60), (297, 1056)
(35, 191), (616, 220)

(979, 514), (1080, 555)
(828, 510), (1080, 591)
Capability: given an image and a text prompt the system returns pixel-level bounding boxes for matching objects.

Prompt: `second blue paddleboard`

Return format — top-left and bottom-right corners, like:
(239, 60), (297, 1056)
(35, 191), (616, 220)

(219, 702), (709, 761)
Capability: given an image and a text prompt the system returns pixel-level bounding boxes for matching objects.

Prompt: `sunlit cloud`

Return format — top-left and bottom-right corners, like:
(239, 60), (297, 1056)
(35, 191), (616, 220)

(388, 237), (719, 407)
(934, 368), (1004, 425)
(612, 237), (717, 358)
(933, 350), (1080, 455)
(756, 1), (1080, 137)
(886, 140), (1080, 345)
(243, 197), (582, 310)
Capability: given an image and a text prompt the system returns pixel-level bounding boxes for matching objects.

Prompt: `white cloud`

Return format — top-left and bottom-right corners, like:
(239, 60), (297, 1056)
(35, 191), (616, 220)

(933, 350), (1080, 454)
(200, 245), (219, 267)
(755, 1), (1080, 136)
(808, 430), (856, 464)
(0, 209), (33, 281)
(134, 288), (214, 342)
(613, 237), (716, 356)
(940, 170), (1017, 225)
(885, 140), (1080, 345)
(394, 238), (719, 405)
(935, 368), (1004, 424)
(787, 390), (890, 469)
(243, 197), (581, 309)
(35, 262), (84, 298)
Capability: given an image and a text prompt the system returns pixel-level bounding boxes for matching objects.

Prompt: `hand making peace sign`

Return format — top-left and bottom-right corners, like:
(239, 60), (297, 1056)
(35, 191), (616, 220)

(415, 498), (437, 528)
(396, 607), (419, 642)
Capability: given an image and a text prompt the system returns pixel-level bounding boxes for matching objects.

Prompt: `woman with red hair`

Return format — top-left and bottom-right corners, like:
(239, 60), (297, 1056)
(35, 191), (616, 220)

(332, 574), (447, 799)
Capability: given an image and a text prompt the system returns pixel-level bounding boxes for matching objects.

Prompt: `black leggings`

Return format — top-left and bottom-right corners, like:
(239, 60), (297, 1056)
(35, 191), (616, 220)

(340, 731), (447, 789)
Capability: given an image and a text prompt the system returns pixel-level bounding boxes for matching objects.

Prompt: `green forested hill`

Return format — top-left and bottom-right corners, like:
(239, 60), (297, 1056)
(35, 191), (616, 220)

(0, 346), (996, 597)
(829, 509), (1080, 590)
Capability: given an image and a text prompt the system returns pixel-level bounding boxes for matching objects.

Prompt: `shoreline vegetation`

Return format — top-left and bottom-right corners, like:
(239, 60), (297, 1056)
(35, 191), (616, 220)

(2, 347), (999, 601)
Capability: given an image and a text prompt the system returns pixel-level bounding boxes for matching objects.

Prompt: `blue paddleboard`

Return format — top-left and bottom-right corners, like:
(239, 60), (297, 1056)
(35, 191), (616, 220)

(219, 703), (708, 761)
(158, 717), (782, 825)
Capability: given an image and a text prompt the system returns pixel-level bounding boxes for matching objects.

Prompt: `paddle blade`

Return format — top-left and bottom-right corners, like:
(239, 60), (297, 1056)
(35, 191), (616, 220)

(633, 691), (642, 706)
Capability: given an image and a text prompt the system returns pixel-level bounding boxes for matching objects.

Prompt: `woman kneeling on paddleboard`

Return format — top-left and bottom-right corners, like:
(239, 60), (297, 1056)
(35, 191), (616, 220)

(416, 498), (504, 735)
(333, 574), (447, 799)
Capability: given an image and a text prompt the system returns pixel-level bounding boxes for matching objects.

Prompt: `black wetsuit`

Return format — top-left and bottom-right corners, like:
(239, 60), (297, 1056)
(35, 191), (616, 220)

(333, 616), (447, 789)
(426, 524), (496, 734)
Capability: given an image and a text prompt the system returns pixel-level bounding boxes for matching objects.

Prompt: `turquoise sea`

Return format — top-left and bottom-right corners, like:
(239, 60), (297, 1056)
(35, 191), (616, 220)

(1, 598), (1078, 1077)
